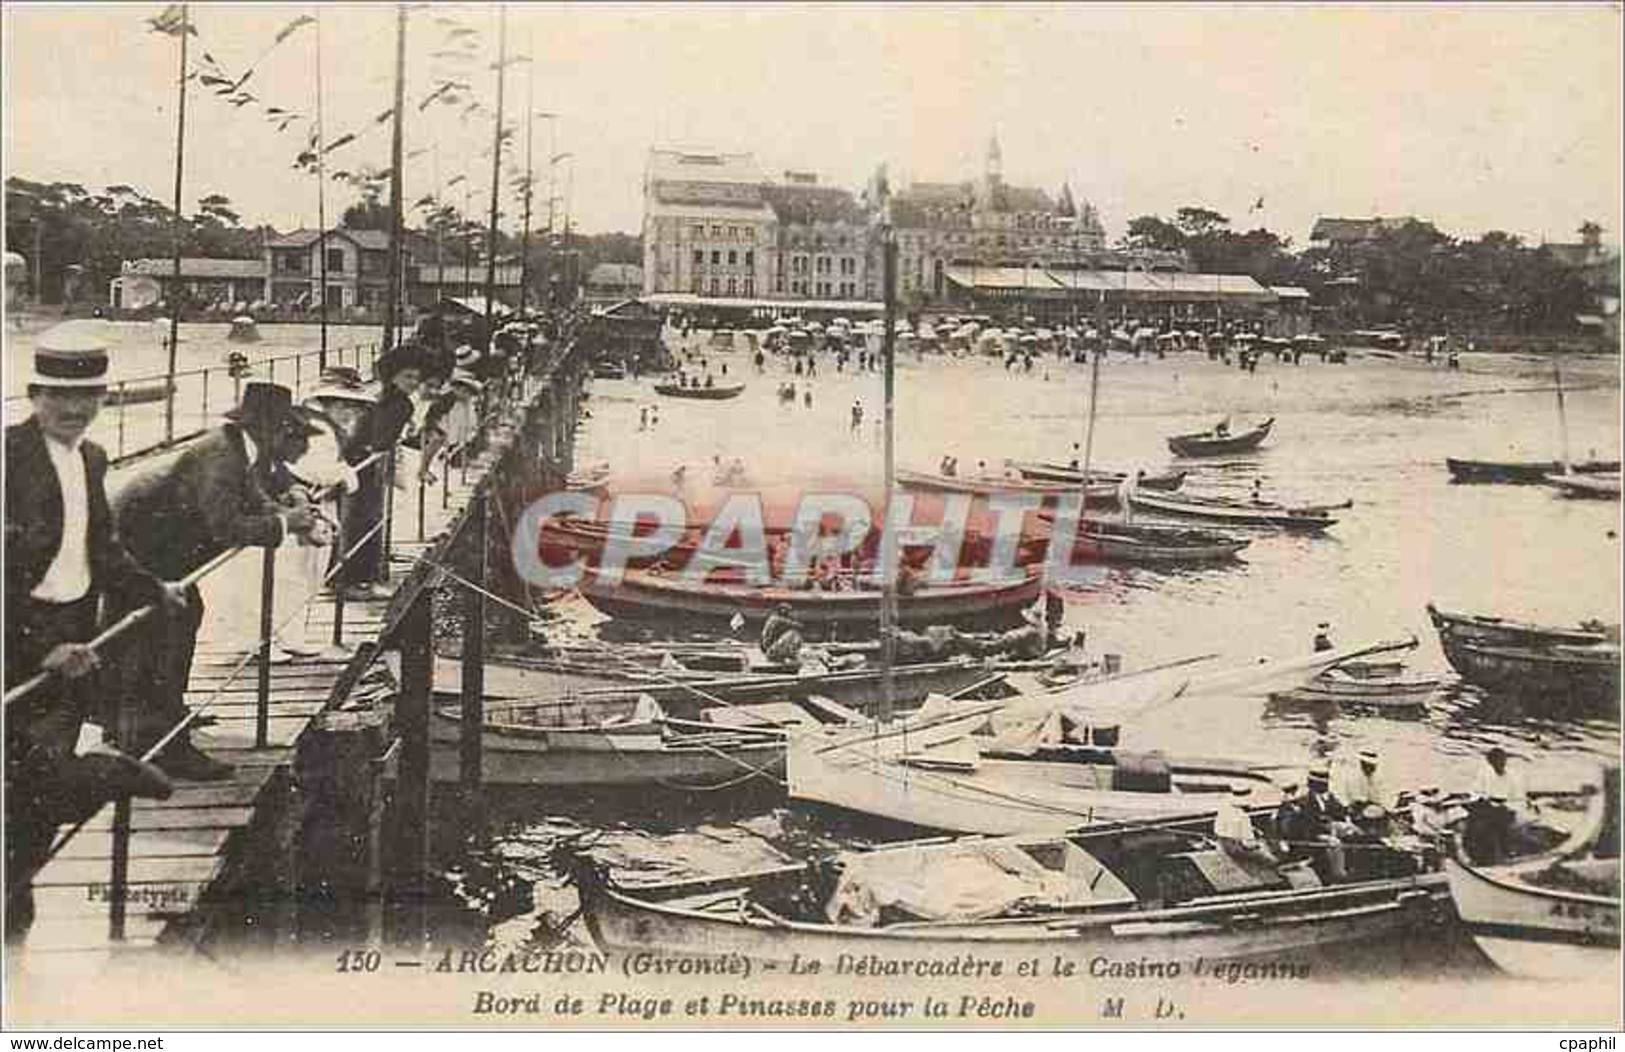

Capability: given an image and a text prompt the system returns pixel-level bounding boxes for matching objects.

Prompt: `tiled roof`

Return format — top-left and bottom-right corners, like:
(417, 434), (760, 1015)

(266, 227), (391, 251)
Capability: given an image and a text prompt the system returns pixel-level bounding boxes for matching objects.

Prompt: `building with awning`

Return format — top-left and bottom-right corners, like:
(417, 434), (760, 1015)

(943, 264), (1285, 325)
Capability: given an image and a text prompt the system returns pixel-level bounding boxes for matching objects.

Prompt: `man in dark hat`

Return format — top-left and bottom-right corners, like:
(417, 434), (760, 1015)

(108, 382), (321, 782)
(5, 321), (181, 941)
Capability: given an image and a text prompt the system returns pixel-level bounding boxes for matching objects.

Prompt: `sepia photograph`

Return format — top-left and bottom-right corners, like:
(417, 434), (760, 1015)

(2, 1), (1621, 1033)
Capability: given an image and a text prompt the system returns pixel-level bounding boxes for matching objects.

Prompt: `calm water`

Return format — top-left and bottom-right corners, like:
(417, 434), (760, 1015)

(459, 338), (1621, 956)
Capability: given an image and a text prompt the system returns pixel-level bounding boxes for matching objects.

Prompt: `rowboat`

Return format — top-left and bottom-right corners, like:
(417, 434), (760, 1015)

(1443, 766), (1620, 980)
(1007, 462), (1186, 491)
(896, 467), (1097, 499)
(1425, 603), (1617, 649)
(1166, 417), (1274, 457)
(1445, 457), (1621, 484)
(1125, 488), (1344, 532)
(1545, 472), (1623, 500)
(561, 810), (1450, 969)
(576, 567), (1045, 630)
(1435, 636), (1620, 710)
(653, 381), (746, 400)
(1267, 666), (1443, 714)
(1068, 519), (1250, 565)
(427, 663), (1011, 788)
(788, 637), (1421, 835)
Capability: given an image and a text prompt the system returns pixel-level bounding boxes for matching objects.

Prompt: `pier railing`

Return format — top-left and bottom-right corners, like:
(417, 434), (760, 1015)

(5, 322), (587, 948)
(2, 340), (381, 467)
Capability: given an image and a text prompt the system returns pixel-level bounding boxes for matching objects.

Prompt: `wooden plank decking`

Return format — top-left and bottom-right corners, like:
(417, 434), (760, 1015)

(14, 439), (502, 977)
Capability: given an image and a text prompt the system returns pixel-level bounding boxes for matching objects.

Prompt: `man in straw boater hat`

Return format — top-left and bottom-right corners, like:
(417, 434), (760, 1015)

(107, 381), (321, 783)
(4, 321), (179, 942)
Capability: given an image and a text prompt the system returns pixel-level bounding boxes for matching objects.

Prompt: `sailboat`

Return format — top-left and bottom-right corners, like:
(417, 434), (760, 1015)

(1542, 364), (1623, 499)
(1448, 364), (1620, 485)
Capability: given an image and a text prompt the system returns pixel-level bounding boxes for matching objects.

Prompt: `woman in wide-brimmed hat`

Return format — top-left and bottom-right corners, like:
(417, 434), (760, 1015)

(335, 341), (426, 597)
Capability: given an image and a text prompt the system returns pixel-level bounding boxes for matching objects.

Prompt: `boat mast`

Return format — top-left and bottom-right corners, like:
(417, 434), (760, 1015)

(381, 4), (407, 355)
(1078, 324), (1102, 520)
(517, 34), (535, 322)
(1554, 364), (1572, 472)
(163, 2), (189, 444)
(482, 4), (508, 359)
(878, 170), (898, 724)
(314, 6), (328, 370)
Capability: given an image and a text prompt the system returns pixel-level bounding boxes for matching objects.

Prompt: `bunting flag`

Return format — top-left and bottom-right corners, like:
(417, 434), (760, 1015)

(146, 3), (193, 36)
(272, 14), (315, 44)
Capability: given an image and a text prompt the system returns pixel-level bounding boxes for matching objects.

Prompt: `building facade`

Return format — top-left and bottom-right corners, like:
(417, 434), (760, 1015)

(264, 228), (401, 310)
(760, 172), (874, 301)
(890, 137), (1109, 304)
(642, 150), (776, 300)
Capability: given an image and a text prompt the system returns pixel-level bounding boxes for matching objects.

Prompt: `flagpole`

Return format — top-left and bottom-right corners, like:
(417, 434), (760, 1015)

(314, 5), (329, 370)
(381, 4), (407, 356)
(517, 38), (535, 322)
(163, 2), (190, 443)
(878, 172), (898, 724)
(482, 4), (507, 359)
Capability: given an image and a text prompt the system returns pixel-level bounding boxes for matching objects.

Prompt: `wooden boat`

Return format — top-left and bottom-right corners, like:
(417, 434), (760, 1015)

(1069, 519), (1249, 565)
(1443, 766), (1619, 979)
(1268, 666), (1443, 713)
(788, 637), (1421, 835)
(1125, 488), (1343, 532)
(1426, 602), (1617, 649)
(562, 810), (1450, 968)
(577, 567), (1045, 630)
(1546, 472), (1622, 500)
(429, 686), (1005, 789)
(896, 467), (1098, 499)
(1436, 637), (1620, 709)
(105, 380), (175, 407)
(1166, 417), (1274, 457)
(1007, 462), (1186, 491)
(1445, 457), (1621, 484)
(653, 380), (746, 400)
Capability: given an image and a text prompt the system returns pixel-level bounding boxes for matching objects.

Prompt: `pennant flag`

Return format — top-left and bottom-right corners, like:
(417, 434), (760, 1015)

(374, 107), (395, 124)
(322, 132), (357, 153)
(273, 14), (316, 44)
(147, 4), (194, 36)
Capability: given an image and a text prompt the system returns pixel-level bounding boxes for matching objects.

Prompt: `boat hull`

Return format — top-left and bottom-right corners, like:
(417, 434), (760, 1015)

(1546, 473), (1623, 499)
(576, 569), (1044, 629)
(1437, 637), (1620, 709)
(654, 382), (745, 400)
(1425, 603), (1614, 649)
(1072, 521), (1249, 564)
(1443, 856), (1620, 980)
(1166, 418), (1274, 457)
(1126, 490), (1337, 532)
(1446, 458), (1621, 484)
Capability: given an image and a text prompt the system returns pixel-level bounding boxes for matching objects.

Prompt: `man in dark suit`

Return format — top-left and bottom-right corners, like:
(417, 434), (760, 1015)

(4, 321), (182, 943)
(107, 382), (319, 782)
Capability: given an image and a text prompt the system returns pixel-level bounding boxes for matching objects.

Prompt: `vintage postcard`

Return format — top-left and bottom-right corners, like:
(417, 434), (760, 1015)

(2, 2), (1621, 1032)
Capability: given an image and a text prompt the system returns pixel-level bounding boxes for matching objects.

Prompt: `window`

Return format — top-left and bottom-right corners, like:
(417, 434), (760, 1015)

(743, 277), (754, 296)
(709, 277), (720, 294)
(711, 225), (723, 237)
(712, 250), (722, 265)
(326, 248), (345, 273)
(728, 250), (738, 265)
(693, 249), (704, 266)
(692, 225), (706, 240)
(776, 276), (785, 293)
(745, 229), (755, 243)
(727, 277), (737, 295)
(744, 250), (754, 267)
(692, 276), (704, 294)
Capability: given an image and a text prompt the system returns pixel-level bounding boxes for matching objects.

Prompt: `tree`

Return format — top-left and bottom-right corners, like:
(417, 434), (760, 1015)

(1174, 206), (1229, 239)
(1122, 214), (1185, 252)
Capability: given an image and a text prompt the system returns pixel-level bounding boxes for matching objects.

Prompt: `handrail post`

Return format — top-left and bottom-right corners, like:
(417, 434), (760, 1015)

(381, 450), (396, 579)
(386, 584), (433, 949)
(416, 470), (427, 542)
(255, 542), (276, 749)
(459, 492), (487, 799)
(441, 450), (451, 510)
(108, 685), (134, 941)
(201, 366), (211, 421)
(116, 381), (128, 460)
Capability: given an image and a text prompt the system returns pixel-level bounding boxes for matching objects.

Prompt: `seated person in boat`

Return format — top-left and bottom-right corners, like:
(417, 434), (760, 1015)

(1213, 785), (1275, 867)
(938, 454), (957, 477)
(1312, 621), (1334, 653)
(1463, 746), (1538, 864)
(1250, 479), (1266, 505)
(760, 604), (804, 664)
(1402, 786), (1450, 867)
(1213, 417), (1231, 437)
(1335, 749), (1392, 813)
(1291, 768), (1358, 881)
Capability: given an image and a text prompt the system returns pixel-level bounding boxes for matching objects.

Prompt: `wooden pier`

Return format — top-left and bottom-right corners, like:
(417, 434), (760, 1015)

(12, 339), (588, 981)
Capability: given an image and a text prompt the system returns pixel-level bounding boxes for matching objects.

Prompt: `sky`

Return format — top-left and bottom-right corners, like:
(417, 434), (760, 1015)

(4, 3), (1621, 247)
